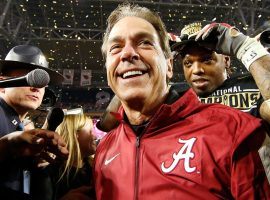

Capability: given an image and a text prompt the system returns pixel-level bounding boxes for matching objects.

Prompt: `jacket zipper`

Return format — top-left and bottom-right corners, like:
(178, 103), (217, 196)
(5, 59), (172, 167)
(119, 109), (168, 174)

(134, 136), (141, 200)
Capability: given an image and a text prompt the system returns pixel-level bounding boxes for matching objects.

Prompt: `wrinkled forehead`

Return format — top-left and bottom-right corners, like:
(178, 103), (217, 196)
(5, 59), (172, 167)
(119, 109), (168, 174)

(108, 16), (159, 44)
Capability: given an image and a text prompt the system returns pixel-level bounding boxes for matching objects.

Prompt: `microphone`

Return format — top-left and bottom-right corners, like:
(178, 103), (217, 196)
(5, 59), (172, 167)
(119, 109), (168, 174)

(46, 107), (64, 131)
(0, 68), (50, 88)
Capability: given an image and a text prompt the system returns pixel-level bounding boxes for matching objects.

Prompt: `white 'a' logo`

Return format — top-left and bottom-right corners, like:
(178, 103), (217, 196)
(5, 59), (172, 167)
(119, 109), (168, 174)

(161, 137), (197, 173)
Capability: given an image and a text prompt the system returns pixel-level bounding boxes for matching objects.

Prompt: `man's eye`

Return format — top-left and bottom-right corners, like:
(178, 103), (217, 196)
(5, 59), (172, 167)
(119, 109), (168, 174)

(139, 40), (153, 46)
(109, 44), (121, 53)
(202, 56), (213, 64)
(183, 60), (192, 68)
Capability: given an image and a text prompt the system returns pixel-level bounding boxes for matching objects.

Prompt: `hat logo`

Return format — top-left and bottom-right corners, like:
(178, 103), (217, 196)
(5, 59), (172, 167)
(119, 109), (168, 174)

(181, 22), (203, 38)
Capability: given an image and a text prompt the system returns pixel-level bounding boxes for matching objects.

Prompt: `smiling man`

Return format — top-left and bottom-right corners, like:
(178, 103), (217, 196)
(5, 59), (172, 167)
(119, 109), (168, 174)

(103, 16), (172, 124)
(94, 4), (270, 200)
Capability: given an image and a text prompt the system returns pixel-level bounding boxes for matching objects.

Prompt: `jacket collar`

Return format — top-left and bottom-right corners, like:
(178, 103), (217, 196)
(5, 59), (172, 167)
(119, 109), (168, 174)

(116, 88), (201, 133)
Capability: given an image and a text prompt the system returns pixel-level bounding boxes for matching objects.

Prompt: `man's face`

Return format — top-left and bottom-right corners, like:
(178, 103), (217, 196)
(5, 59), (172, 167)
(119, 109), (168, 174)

(181, 44), (229, 97)
(104, 16), (173, 108)
(1, 69), (45, 112)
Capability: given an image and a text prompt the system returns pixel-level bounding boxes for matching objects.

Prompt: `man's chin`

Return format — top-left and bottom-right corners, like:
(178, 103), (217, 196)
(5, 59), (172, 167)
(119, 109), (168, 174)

(22, 104), (40, 111)
(118, 91), (146, 105)
(195, 89), (212, 98)
(118, 87), (145, 98)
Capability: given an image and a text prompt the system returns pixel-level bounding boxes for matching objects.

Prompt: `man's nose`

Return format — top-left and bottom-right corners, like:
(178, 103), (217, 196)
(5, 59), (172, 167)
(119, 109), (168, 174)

(192, 62), (204, 74)
(120, 44), (139, 62)
(30, 87), (41, 92)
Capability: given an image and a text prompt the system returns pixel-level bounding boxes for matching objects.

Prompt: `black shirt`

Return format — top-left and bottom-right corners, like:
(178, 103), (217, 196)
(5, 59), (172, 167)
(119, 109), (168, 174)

(198, 73), (262, 117)
(0, 97), (21, 136)
(0, 97), (30, 200)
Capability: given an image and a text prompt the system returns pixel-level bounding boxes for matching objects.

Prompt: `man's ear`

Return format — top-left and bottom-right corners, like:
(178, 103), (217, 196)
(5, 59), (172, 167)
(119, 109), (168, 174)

(166, 58), (173, 79)
(223, 55), (232, 76)
(224, 55), (231, 67)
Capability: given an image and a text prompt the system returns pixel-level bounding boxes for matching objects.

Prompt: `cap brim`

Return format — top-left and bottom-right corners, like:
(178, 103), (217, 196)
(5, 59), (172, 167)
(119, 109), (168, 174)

(171, 39), (196, 52)
(0, 60), (64, 85)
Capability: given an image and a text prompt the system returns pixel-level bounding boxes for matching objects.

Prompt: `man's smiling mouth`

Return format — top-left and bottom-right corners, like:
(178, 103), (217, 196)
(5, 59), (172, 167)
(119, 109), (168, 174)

(121, 70), (145, 79)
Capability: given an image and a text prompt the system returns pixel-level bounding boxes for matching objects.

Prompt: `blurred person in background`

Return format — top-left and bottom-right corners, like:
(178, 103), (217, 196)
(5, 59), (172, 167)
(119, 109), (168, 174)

(39, 113), (96, 200)
(55, 114), (96, 199)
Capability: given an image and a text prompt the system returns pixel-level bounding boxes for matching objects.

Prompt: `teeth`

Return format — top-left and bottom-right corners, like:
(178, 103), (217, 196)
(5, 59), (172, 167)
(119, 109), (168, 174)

(123, 70), (143, 78)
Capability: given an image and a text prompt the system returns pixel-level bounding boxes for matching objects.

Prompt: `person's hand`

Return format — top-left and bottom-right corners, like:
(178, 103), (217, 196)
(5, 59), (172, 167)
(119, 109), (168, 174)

(6, 129), (68, 163)
(194, 22), (248, 56)
(60, 186), (94, 200)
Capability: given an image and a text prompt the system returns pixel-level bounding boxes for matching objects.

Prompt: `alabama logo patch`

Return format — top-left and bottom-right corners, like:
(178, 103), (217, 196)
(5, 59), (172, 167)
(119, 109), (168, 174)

(161, 137), (197, 173)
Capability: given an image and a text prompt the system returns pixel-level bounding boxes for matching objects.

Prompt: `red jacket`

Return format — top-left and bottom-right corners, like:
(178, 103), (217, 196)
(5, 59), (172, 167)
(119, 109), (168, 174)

(94, 89), (270, 200)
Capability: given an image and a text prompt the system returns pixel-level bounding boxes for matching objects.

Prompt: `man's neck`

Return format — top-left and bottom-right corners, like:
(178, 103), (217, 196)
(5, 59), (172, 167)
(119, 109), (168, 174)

(123, 108), (151, 125)
(1, 96), (28, 121)
(11, 106), (28, 121)
(121, 91), (169, 125)
(8, 103), (28, 121)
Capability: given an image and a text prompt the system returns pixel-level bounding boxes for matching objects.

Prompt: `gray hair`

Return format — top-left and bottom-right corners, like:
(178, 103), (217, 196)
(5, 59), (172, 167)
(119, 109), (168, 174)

(101, 3), (171, 59)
